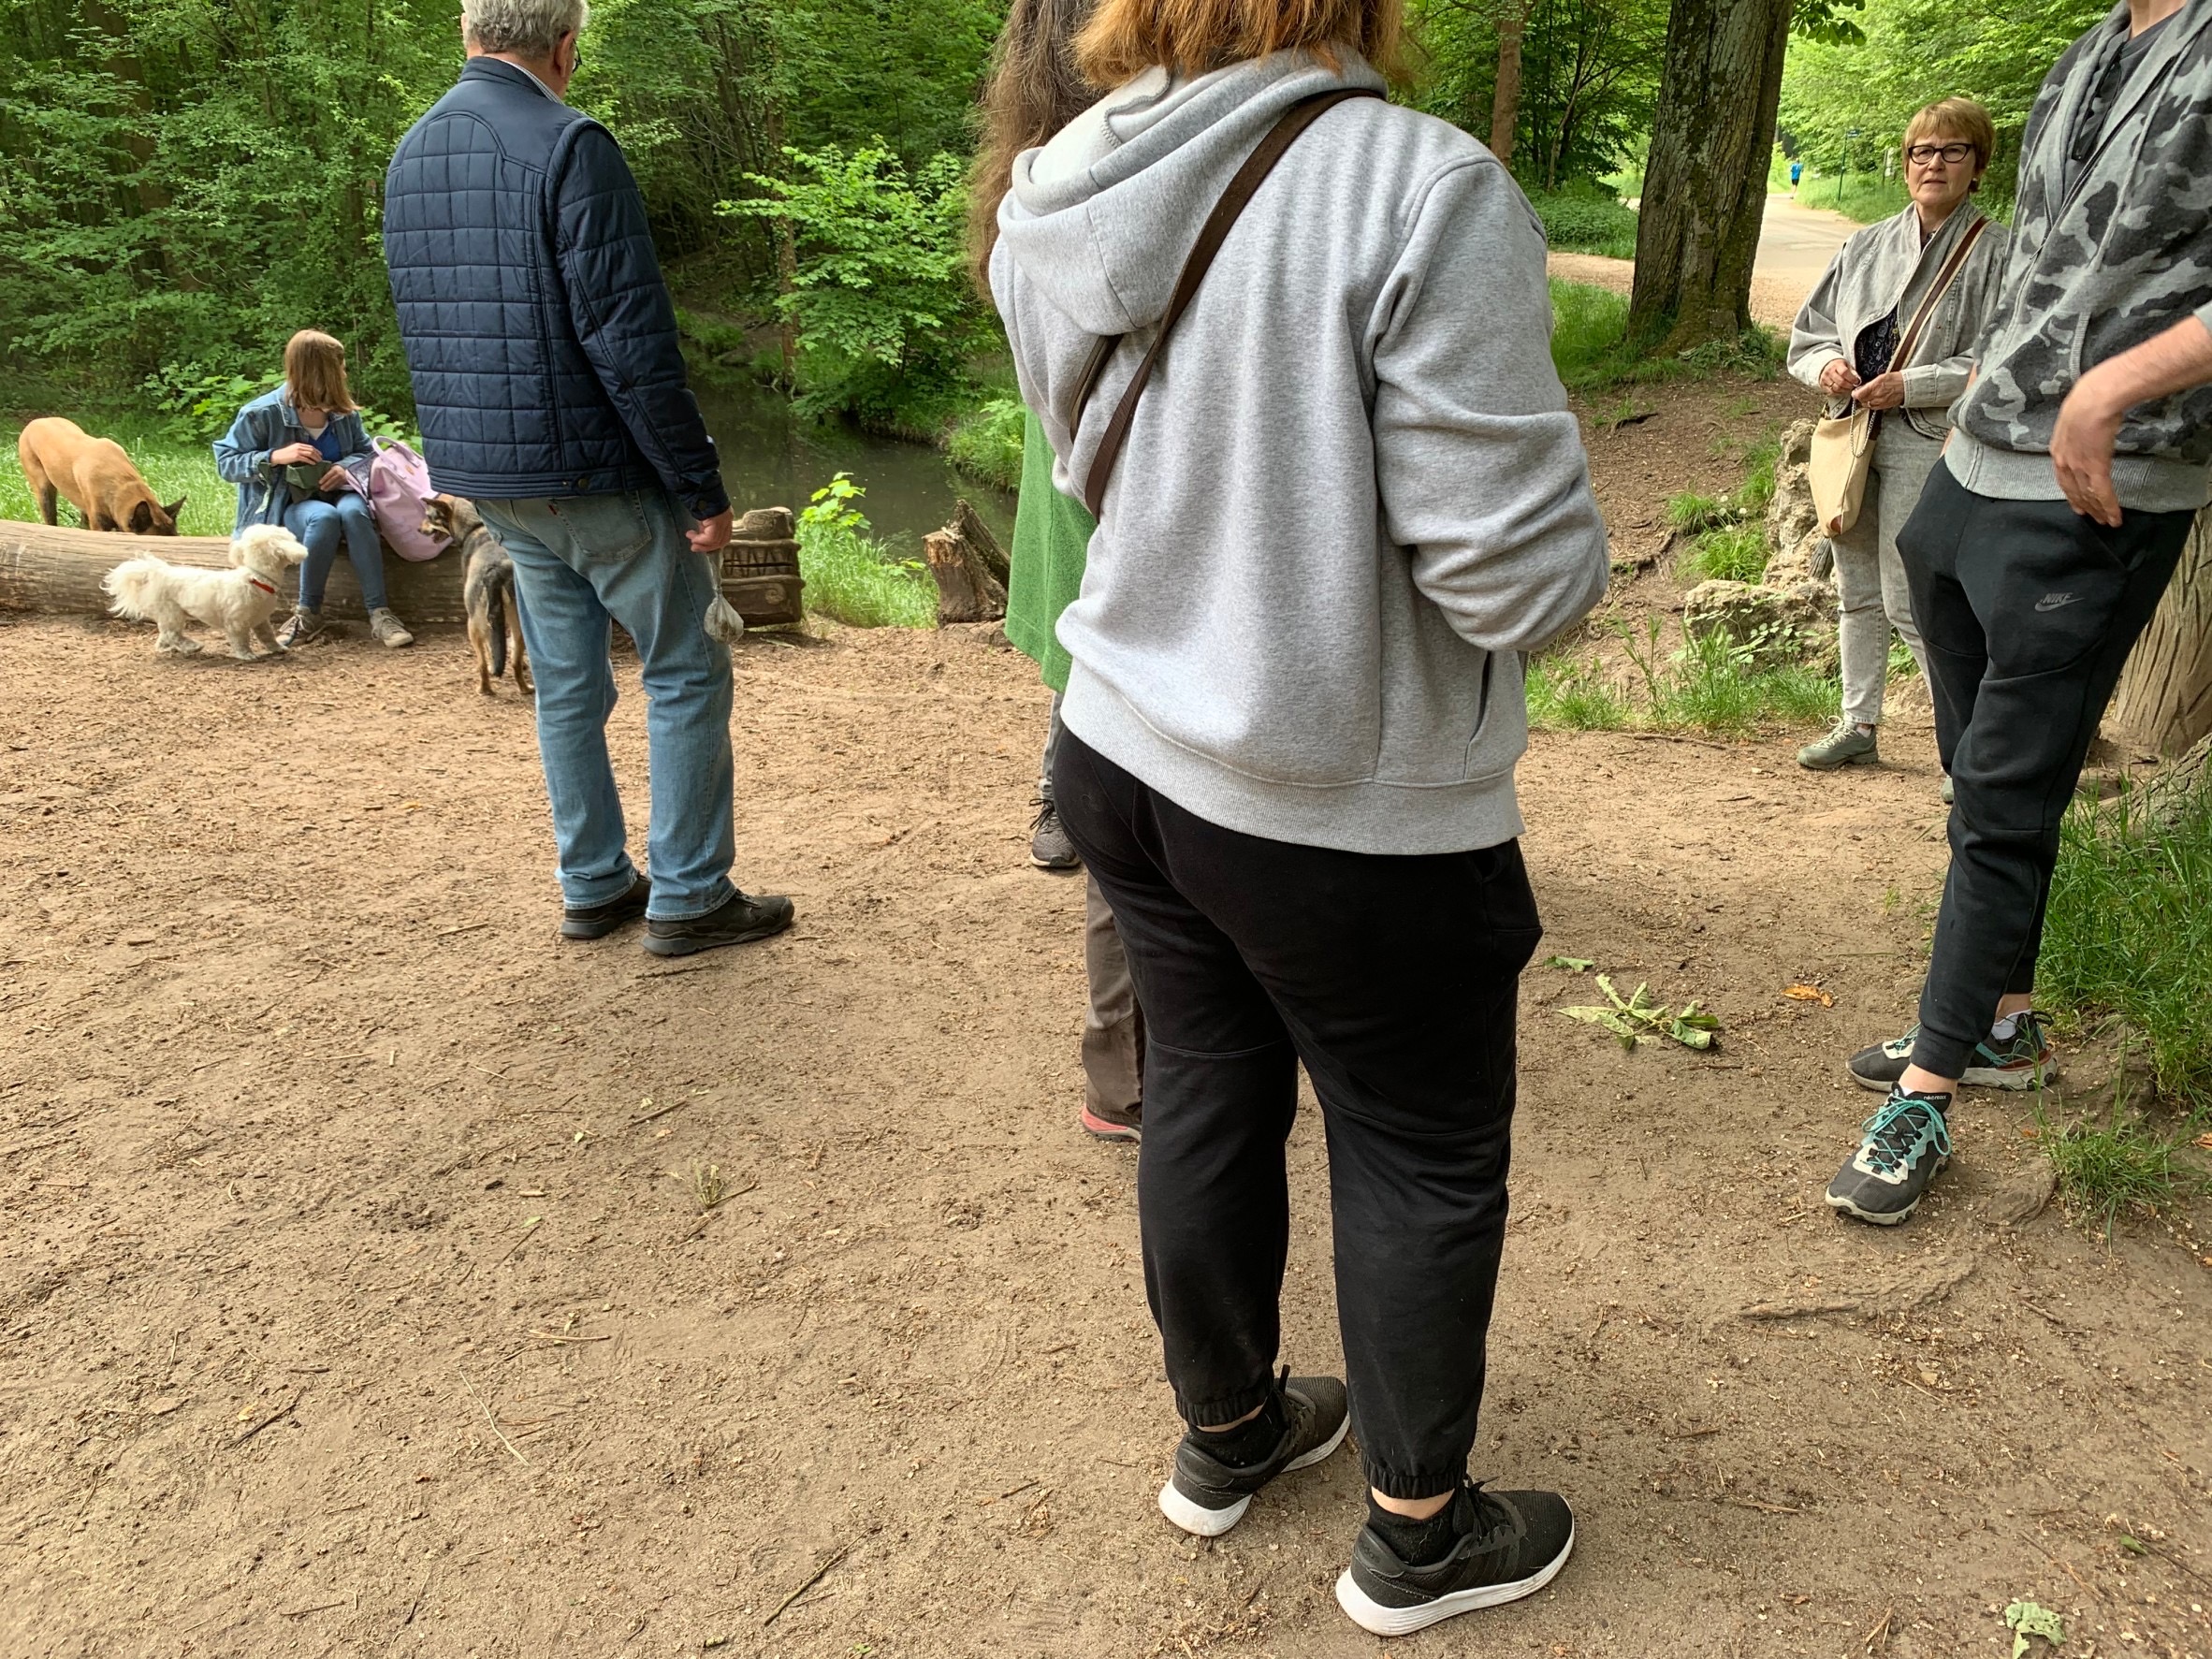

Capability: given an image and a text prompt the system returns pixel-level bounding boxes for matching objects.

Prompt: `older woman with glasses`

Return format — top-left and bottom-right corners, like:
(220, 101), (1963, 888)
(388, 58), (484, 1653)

(1788, 98), (2010, 780)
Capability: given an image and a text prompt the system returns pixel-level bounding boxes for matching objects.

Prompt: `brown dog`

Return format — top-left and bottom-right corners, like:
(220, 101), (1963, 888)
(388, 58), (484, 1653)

(421, 494), (531, 697)
(19, 417), (185, 535)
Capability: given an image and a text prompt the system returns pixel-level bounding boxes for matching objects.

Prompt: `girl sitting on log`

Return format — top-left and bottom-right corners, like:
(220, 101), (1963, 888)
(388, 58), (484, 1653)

(212, 330), (415, 648)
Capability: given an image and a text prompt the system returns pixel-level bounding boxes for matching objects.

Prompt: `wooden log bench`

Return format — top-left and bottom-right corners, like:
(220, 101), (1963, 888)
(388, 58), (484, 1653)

(0, 506), (805, 628)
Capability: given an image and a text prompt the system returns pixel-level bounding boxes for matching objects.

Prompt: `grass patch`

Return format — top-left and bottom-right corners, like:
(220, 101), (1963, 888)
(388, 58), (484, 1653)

(2038, 781), (2212, 1115)
(794, 472), (939, 628)
(1683, 523), (1769, 583)
(1797, 172), (1909, 226)
(945, 395), (1025, 493)
(1665, 430), (1782, 582)
(1530, 619), (1838, 738)
(1548, 280), (1783, 393)
(2, 415), (232, 538)
(1527, 184), (1639, 260)
(2037, 1094), (2211, 1239)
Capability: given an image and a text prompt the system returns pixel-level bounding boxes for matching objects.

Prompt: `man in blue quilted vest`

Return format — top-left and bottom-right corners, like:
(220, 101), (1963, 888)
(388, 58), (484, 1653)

(384, 0), (793, 957)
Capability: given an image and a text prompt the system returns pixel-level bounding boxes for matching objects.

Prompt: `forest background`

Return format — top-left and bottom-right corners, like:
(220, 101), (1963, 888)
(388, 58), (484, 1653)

(0, 0), (2111, 450)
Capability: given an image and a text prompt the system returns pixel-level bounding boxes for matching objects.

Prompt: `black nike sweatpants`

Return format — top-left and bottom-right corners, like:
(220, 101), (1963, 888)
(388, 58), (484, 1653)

(1050, 730), (1541, 1501)
(1897, 462), (2193, 1081)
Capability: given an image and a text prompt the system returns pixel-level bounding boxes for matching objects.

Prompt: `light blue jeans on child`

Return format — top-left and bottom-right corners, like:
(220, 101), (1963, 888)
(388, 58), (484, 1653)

(475, 488), (737, 922)
(284, 492), (389, 612)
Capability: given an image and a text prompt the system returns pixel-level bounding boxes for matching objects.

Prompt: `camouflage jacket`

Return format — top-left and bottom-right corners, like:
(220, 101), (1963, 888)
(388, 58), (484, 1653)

(1949, 0), (2212, 512)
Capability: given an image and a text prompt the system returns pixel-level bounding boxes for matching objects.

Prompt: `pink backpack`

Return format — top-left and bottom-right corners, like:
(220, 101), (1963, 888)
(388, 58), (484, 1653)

(366, 437), (448, 561)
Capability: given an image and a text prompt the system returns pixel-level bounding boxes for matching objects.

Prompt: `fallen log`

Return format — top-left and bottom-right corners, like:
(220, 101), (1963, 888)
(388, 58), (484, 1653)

(1, 510), (807, 630)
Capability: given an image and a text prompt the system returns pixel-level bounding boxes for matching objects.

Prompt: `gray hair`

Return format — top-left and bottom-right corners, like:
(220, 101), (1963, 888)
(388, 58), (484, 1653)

(462, 0), (589, 57)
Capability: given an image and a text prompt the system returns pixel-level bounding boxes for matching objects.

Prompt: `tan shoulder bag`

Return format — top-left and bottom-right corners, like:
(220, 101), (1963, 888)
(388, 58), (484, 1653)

(1809, 215), (1987, 538)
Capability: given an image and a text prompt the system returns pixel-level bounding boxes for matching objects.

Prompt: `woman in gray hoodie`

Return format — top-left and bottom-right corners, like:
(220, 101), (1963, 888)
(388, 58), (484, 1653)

(1787, 98), (2010, 776)
(988, 0), (1608, 1636)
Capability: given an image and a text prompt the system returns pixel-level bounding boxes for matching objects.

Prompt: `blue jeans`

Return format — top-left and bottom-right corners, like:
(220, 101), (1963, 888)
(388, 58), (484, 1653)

(284, 493), (388, 611)
(475, 489), (736, 921)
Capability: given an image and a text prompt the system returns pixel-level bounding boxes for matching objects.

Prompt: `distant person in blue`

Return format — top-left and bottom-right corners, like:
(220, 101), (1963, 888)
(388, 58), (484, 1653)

(382, 0), (793, 958)
(1790, 158), (1803, 189)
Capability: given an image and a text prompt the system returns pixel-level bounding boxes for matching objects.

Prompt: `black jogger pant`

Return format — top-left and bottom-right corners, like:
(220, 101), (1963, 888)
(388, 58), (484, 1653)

(1051, 732), (1542, 1500)
(1898, 462), (2193, 1081)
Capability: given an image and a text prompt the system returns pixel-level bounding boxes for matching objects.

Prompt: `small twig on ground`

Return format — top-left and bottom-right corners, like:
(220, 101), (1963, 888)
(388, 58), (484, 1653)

(231, 1392), (300, 1447)
(1738, 1300), (1860, 1320)
(458, 1369), (531, 1467)
(434, 922), (493, 938)
(494, 1216), (541, 1264)
(678, 1182), (756, 1244)
(1620, 731), (1739, 752)
(530, 1332), (611, 1345)
(763, 1545), (848, 1626)
(636, 959), (719, 979)
(628, 1098), (690, 1128)
(1861, 1605), (1893, 1654)
(991, 1478), (1038, 1503)
(281, 1600), (349, 1619)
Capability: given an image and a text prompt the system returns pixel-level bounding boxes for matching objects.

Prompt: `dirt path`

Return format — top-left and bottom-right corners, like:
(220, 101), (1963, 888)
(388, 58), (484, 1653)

(4, 396), (2209, 1657)
(1550, 193), (1860, 331)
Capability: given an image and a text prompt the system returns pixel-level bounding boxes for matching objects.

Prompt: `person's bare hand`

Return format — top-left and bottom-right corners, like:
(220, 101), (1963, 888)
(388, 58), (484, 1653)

(1819, 358), (1861, 397)
(2052, 369), (2127, 528)
(270, 442), (320, 466)
(1850, 371), (1907, 411)
(687, 508), (734, 553)
(318, 464), (350, 491)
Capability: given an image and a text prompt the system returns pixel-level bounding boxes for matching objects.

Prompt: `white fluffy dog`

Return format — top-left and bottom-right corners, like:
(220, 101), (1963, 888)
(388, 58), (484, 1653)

(102, 524), (308, 660)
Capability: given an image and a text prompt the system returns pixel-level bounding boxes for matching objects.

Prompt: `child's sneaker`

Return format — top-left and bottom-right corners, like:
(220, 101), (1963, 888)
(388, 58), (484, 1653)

(1826, 1086), (1953, 1225)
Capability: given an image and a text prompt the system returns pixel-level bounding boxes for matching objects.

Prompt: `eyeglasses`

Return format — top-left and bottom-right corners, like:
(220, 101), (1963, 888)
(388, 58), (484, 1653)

(1906, 142), (1974, 166)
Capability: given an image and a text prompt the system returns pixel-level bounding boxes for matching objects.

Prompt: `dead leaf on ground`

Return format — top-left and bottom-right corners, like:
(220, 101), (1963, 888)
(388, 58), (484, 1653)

(1783, 984), (1835, 1007)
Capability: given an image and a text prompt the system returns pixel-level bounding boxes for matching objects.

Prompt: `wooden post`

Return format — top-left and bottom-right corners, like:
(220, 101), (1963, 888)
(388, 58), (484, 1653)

(924, 502), (1008, 626)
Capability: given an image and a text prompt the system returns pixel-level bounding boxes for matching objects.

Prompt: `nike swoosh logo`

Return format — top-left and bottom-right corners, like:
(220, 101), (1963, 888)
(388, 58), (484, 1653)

(2034, 593), (2082, 612)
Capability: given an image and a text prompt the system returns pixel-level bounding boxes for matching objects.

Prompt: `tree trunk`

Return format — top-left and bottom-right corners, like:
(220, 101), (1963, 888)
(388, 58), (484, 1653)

(1488, 1), (1529, 167)
(2105, 508), (2212, 757)
(950, 499), (1008, 589)
(1627, 0), (1793, 353)
(923, 512), (1007, 626)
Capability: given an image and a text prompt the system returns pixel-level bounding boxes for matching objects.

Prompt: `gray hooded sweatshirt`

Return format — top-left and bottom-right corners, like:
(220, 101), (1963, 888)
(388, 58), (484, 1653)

(990, 54), (1609, 856)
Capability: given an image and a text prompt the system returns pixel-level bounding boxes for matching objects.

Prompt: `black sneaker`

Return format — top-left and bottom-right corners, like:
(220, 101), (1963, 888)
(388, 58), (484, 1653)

(1157, 1370), (1349, 1537)
(560, 875), (650, 940)
(1825, 1086), (1953, 1225)
(1029, 801), (1081, 871)
(641, 888), (794, 957)
(1847, 1012), (2054, 1092)
(1336, 1482), (1576, 1637)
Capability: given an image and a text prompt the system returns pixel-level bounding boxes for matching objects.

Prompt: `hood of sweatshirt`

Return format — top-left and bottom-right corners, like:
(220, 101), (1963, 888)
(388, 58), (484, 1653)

(997, 52), (1390, 338)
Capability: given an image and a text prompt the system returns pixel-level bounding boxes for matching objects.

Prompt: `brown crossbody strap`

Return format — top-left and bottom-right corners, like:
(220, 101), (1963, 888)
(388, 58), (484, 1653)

(1072, 86), (1382, 517)
(1890, 214), (1988, 374)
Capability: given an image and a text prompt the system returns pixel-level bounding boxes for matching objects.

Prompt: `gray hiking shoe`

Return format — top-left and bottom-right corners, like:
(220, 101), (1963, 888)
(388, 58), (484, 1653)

(274, 605), (325, 649)
(370, 607), (415, 648)
(1029, 801), (1081, 871)
(1826, 1086), (1953, 1225)
(1845, 1012), (2056, 1093)
(1797, 720), (1878, 770)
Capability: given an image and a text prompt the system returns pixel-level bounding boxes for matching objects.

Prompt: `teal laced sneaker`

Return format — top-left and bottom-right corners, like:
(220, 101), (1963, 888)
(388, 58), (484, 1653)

(1846, 1012), (2055, 1093)
(1826, 1088), (1953, 1225)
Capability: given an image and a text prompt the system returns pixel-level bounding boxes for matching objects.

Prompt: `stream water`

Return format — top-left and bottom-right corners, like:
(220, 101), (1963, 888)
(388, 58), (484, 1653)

(690, 373), (1016, 557)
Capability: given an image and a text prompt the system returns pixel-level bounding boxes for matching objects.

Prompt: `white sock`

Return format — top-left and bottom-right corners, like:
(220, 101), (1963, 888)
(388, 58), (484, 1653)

(1990, 1011), (2022, 1042)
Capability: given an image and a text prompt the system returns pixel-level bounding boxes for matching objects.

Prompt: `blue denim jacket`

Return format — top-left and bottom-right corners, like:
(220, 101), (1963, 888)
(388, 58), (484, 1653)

(212, 388), (373, 533)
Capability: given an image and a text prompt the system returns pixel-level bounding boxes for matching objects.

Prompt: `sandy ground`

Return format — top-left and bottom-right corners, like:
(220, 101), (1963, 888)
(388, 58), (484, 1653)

(4, 374), (2210, 1659)
(1550, 193), (1858, 331)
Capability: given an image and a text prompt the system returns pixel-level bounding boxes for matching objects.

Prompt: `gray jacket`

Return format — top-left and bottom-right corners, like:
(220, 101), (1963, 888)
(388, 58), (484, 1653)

(1787, 203), (2010, 443)
(990, 54), (1608, 855)
(1949, 0), (2212, 510)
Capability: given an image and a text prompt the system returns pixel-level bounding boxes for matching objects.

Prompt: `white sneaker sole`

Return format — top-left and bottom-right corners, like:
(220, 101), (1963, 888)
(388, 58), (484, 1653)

(1334, 1524), (1576, 1636)
(1156, 1414), (1351, 1537)
(1851, 1058), (2054, 1093)
(1825, 1156), (1948, 1226)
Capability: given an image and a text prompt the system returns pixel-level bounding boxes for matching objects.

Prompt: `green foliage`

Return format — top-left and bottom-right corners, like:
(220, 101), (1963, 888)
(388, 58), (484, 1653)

(1780, 0), (2111, 208)
(2036, 1096), (2211, 1238)
(721, 144), (978, 424)
(1526, 182), (1639, 259)
(1665, 490), (1732, 533)
(2040, 783), (2212, 1114)
(0, 417), (228, 537)
(946, 397), (1026, 493)
(1406, 0), (1668, 191)
(1530, 619), (1839, 737)
(1684, 524), (1768, 583)
(794, 471), (938, 628)
(1548, 280), (1782, 391)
